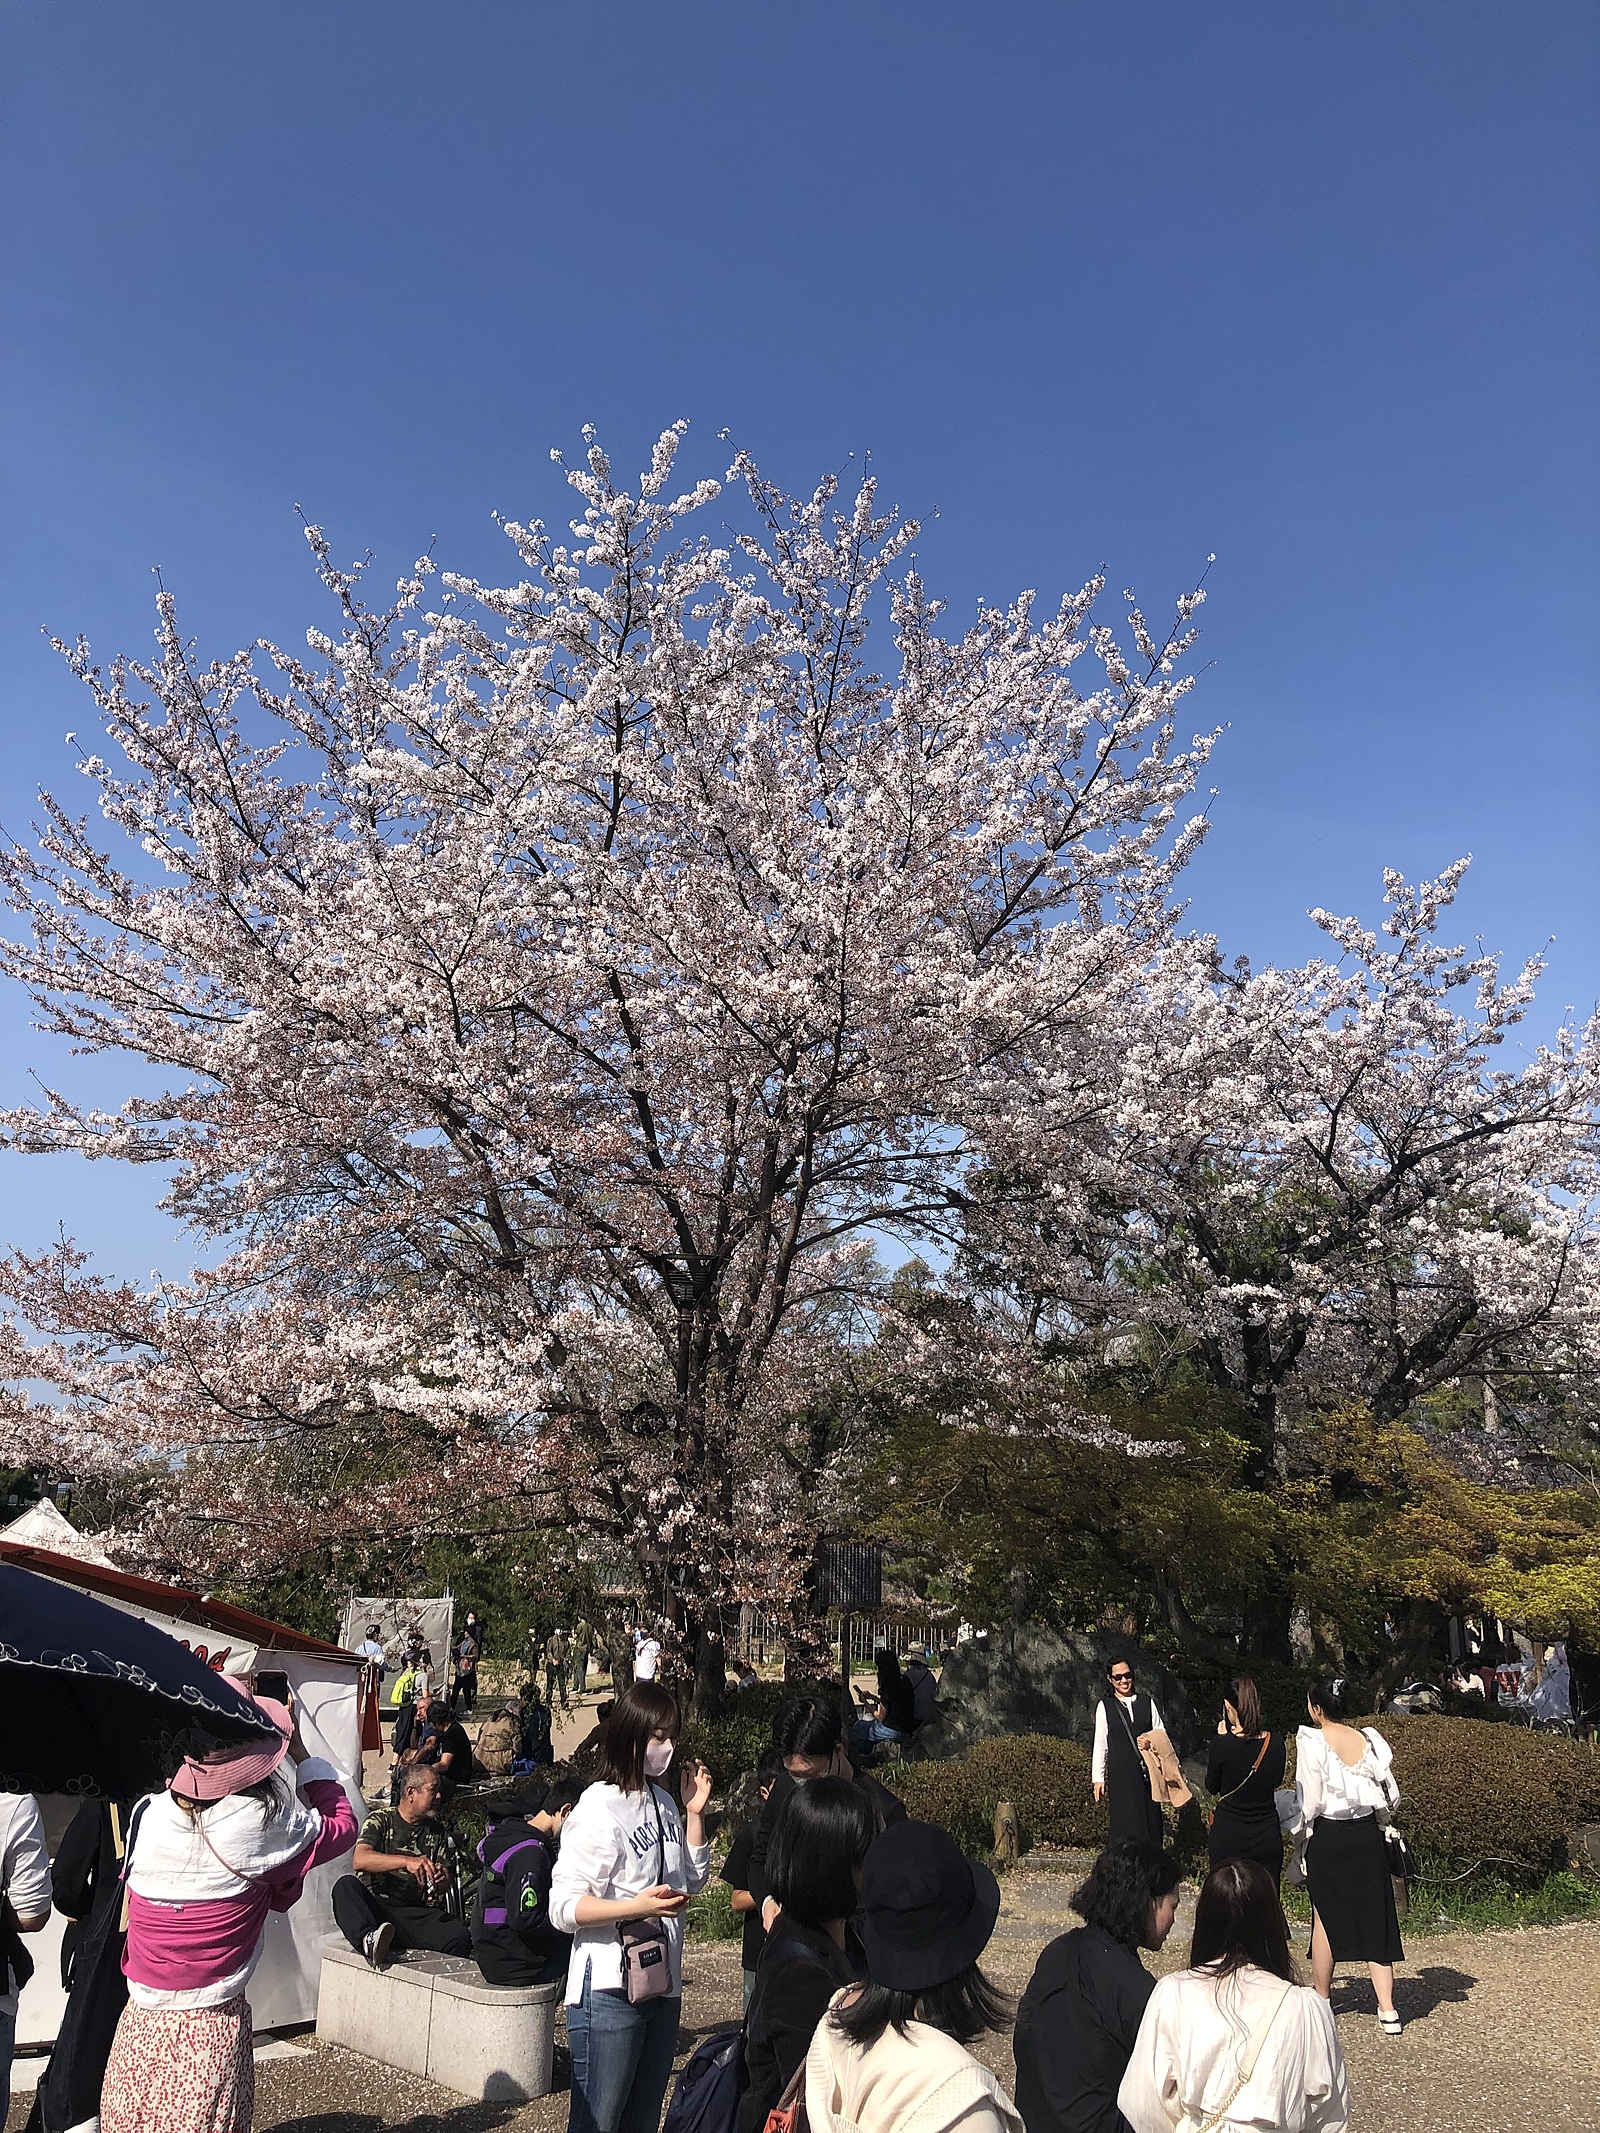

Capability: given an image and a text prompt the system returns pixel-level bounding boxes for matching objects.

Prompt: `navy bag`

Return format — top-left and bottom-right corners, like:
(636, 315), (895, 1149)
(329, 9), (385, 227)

(662, 2026), (746, 2133)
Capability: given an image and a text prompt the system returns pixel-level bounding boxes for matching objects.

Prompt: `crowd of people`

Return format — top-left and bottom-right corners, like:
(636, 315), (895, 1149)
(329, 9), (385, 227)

(1, 1620), (1414, 2133)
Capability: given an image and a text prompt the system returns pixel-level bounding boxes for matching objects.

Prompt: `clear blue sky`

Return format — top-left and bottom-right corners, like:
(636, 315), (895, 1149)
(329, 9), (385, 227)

(2, 1), (1596, 1281)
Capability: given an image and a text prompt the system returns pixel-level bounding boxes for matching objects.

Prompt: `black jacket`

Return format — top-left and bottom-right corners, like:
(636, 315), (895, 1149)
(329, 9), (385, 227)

(1013, 1925), (1154, 2133)
(746, 1766), (906, 1914)
(737, 1912), (862, 2133)
(29, 1799), (133, 2133)
(470, 1817), (570, 1986)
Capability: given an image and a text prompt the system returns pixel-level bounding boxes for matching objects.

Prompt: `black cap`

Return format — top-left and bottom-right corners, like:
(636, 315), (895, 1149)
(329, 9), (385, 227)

(858, 1819), (1001, 1993)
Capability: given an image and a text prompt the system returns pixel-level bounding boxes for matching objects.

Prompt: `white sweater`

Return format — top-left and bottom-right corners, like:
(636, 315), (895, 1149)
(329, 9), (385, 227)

(548, 1779), (710, 2004)
(1118, 1965), (1350, 2133)
(806, 1992), (1023, 2133)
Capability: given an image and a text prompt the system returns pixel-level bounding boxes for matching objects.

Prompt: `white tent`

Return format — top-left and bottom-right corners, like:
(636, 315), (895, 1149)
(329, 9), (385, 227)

(2, 1530), (373, 2041)
(0, 1497), (115, 1565)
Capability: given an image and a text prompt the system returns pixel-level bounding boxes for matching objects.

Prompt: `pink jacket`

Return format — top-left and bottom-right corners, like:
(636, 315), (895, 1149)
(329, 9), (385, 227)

(124, 1763), (356, 2002)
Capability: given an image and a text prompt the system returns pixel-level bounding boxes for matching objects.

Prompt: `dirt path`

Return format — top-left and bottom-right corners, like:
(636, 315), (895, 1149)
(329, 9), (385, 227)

(205, 1868), (1600, 2133)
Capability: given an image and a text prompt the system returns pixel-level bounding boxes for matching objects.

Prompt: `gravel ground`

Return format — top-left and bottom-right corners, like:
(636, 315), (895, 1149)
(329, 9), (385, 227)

(15, 1692), (1585, 2130)
(39, 1862), (1588, 2133)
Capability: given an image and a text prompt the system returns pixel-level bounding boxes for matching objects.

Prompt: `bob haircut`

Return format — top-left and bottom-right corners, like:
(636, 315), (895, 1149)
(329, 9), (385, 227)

(774, 1695), (843, 1762)
(598, 1682), (681, 1793)
(1306, 1675), (1348, 1721)
(1228, 1675), (1263, 1736)
(767, 1776), (874, 1926)
(1188, 1858), (1294, 1983)
(831, 1965), (1010, 2049)
(1072, 1840), (1181, 1950)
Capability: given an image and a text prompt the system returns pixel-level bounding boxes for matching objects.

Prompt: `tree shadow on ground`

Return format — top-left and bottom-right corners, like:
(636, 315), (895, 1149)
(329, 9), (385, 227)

(262, 2109), (522, 2133)
(1330, 1965), (1477, 2020)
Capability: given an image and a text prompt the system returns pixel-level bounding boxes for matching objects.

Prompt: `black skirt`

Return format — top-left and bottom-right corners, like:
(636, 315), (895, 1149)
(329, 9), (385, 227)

(1305, 1813), (1404, 1964)
(1208, 1807), (1285, 1885)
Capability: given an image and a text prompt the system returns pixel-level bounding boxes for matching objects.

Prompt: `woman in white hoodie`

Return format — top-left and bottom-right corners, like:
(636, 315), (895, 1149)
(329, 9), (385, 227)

(806, 1819), (1021, 2133)
(549, 1682), (712, 2133)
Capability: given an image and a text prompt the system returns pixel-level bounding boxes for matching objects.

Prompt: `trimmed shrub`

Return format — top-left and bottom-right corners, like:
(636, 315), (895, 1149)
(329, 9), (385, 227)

(1382, 1714), (1600, 1882)
(679, 1680), (831, 1789)
(884, 1734), (1109, 1856)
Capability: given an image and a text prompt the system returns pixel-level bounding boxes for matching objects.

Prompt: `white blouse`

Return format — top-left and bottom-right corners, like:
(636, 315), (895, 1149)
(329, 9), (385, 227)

(1296, 1725), (1398, 1825)
(1118, 1964), (1350, 2133)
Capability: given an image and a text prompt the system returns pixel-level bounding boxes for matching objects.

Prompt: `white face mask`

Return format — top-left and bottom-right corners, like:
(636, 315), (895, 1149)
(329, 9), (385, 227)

(644, 1737), (675, 1777)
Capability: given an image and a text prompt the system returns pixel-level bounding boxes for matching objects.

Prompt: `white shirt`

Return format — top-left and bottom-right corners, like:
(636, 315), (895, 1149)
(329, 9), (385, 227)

(548, 1779), (710, 2004)
(126, 1756), (341, 2009)
(0, 1794), (52, 2019)
(1296, 1725), (1397, 1826)
(1119, 1964), (1350, 2133)
(1092, 1694), (1166, 1785)
(634, 1638), (662, 1682)
(357, 1638), (386, 1664)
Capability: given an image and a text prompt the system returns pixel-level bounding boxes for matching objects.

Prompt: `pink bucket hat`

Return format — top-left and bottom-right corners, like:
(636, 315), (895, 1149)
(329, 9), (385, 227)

(168, 1677), (293, 1801)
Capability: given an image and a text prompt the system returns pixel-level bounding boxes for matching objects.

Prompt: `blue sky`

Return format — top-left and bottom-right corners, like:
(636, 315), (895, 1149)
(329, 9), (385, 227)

(1, 1), (1596, 1282)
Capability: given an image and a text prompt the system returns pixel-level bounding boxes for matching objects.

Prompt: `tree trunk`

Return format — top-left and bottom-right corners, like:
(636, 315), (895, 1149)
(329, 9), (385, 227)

(688, 1609), (727, 1720)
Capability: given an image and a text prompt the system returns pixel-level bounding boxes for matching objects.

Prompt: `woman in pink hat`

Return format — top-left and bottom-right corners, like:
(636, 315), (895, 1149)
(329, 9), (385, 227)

(100, 1682), (357, 2133)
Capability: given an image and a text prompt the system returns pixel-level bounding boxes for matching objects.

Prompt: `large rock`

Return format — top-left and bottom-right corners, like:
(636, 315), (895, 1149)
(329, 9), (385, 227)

(915, 1626), (1202, 1764)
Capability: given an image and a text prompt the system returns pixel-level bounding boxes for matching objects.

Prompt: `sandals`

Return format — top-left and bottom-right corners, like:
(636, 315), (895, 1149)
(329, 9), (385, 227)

(1378, 2010), (1403, 2036)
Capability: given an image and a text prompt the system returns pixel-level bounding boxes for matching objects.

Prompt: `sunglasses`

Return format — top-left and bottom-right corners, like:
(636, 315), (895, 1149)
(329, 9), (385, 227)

(1110, 1672), (1133, 1683)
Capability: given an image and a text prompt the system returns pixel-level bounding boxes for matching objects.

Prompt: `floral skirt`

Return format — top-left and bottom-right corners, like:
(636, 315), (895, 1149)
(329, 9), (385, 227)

(100, 1996), (254, 2133)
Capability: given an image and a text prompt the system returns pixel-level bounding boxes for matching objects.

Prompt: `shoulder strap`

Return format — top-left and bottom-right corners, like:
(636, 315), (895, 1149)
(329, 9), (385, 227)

(1214, 1733), (1273, 1808)
(647, 1782), (667, 1882)
(1195, 1986), (1293, 2133)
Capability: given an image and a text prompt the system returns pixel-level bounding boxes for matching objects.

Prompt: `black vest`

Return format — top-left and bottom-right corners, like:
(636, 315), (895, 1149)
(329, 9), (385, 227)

(1103, 1692), (1152, 1788)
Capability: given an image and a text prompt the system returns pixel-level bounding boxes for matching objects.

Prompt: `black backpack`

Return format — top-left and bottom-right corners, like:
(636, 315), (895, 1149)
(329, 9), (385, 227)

(663, 2027), (746, 2133)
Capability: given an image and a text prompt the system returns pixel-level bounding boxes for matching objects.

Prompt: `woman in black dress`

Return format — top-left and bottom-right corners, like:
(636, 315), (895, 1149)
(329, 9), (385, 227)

(1205, 1674), (1287, 1885)
(738, 1777), (872, 2133)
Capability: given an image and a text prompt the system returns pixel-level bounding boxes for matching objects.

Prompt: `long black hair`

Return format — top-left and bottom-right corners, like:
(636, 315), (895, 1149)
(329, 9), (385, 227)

(767, 1776), (874, 1927)
(1189, 1858), (1294, 1982)
(1073, 1840), (1181, 1950)
(831, 1966), (1011, 2048)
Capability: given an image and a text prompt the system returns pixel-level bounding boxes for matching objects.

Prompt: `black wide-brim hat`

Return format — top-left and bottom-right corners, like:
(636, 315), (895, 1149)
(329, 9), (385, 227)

(859, 1819), (1002, 1993)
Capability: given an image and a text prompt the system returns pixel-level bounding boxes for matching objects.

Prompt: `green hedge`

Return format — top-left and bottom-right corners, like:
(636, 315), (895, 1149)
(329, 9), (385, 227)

(680, 1681), (833, 1789)
(878, 1716), (1600, 1889)
(883, 1734), (1109, 1855)
(1382, 1714), (1600, 1882)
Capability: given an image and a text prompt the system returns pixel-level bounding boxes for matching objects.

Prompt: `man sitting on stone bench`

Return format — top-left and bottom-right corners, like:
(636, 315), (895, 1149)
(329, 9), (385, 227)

(470, 1778), (586, 1987)
(332, 1762), (472, 1965)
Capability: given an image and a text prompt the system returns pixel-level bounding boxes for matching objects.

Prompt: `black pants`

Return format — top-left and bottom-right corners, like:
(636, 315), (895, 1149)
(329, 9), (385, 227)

(332, 1875), (472, 1957)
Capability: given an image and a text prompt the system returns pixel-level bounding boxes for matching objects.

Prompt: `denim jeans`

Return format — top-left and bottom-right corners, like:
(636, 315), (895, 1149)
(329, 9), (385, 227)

(565, 1963), (681, 2133)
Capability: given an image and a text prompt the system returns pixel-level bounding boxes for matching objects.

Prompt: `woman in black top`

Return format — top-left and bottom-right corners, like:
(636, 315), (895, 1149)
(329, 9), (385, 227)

(738, 1777), (873, 2133)
(1204, 1674), (1287, 1884)
(1014, 1839), (1180, 2133)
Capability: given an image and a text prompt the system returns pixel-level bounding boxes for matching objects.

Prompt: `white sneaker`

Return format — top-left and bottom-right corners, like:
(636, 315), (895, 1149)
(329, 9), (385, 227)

(1378, 2010), (1403, 2036)
(362, 1921), (395, 1970)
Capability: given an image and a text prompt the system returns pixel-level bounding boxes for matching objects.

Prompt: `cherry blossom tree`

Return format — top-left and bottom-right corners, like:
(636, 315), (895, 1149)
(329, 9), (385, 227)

(0, 426), (1216, 1700)
(966, 862), (1600, 1654)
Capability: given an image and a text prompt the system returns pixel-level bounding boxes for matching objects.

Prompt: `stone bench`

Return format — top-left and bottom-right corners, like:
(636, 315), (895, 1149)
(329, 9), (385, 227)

(317, 1945), (560, 2101)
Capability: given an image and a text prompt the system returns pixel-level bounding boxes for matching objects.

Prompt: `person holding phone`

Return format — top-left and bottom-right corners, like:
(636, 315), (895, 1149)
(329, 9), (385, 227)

(1206, 1675), (1287, 1884)
(549, 1683), (712, 2133)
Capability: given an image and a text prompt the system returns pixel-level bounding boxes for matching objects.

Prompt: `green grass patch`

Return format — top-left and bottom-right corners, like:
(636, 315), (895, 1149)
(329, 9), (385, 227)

(1281, 1868), (1600, 1936)
(686, 1876), (744, 1943)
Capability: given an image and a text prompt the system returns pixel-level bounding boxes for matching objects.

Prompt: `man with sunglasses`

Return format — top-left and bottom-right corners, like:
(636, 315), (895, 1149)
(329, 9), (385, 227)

(1092, 1658), (1166, 1846)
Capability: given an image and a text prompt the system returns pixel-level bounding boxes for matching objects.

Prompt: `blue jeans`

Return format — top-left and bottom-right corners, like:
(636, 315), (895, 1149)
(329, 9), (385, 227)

(565, 1963), (681, 2133)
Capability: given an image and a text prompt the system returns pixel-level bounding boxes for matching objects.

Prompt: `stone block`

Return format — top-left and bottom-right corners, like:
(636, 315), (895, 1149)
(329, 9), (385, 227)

(317, 1945), (560, 2101)
(912, 1625), (1201, 1762)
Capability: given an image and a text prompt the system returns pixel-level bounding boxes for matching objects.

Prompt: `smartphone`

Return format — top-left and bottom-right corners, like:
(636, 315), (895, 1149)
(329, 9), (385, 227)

(253, 1668), (291, 1705)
